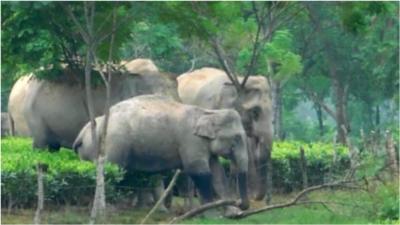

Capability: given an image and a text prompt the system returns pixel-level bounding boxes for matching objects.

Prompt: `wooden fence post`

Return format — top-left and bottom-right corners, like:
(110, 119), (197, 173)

(299, 147), (308, 189)
(34, 163), (47, 225)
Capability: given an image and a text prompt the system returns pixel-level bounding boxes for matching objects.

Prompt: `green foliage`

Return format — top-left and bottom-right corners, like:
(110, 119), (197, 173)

(220, 141), (349, 192)
(185, 204), (371, 224)
(272, 141), (349, 191)
(236, 29), (303, 79)
(375, 183), (399, 221)
(120, 22), (191, 73)
(262, 30), (303, 79)
(1, 137), (125, 207)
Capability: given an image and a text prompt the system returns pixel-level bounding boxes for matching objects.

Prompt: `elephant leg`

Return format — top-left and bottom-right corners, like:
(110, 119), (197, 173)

(264, 144), (273, 204)
(255, 144), (267, 200)
(136, 189), (153, 208)
(246, 137), (259, 198)
(48, 140), (61, 152)
(189, 172), (214, 204)
(28, 118), (60, 151)
(209, 156), (231, 199)
(181, 175), (195, 209)
(151, 178), (169, 212)
(163, 176), (173, 209)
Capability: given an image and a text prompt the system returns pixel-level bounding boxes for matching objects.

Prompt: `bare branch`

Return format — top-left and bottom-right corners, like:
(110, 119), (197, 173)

(233, 180), (353, 219)
(61, 3), (90, 44)
(168, 199), (236, 224)
(301, 87), (337, 121)
(96, 13), (135, 45)
(210, 38), (241, 91)
(141, 170), (181, 225)
(241, 9), (262, 88)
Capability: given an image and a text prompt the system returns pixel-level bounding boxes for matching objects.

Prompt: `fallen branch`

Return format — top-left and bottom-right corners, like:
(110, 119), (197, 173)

(168, 199), (236, 224)
(232, 180), (353, 219)
(141, 169), (181, 225)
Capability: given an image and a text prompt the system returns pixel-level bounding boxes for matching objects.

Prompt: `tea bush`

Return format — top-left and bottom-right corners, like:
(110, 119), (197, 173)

(1, 137), (125, 208)
(220, 141), (350, 192)
(272, 141), (350, 192)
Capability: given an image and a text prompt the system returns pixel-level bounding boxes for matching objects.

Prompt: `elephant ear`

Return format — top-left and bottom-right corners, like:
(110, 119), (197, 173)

(193, 113), (216, 139)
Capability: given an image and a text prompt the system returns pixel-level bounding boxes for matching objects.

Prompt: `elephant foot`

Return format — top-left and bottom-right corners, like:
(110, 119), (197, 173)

(254, 193), (265, 201)
(223, 205), (242, 218)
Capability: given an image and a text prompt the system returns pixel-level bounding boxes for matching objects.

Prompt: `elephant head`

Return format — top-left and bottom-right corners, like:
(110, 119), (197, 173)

(72, 117), (103, 161)
(225, 76), (273, 200)
(194, 109), (249, 209)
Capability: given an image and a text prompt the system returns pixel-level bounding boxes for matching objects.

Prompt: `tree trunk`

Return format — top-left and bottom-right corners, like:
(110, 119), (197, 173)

(299, 147), (308, 189)
(375, 105), (380, 134)
(332, 78), (349, 145)
(385, 131), (399, 180)
(271, 80), (282, 140)
(315, 104), (324, 136)
(305, 3), (350, 145)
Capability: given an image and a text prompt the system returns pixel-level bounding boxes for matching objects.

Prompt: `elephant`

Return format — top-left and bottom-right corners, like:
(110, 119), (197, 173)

(177, 67), (273, 201)
(8, 75), (32, 136)
(7, 58), (178, 150)
(73, 95), (250, 210)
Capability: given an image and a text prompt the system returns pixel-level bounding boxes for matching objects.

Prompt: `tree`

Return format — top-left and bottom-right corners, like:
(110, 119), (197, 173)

(61, 2), (132, 222)
(300, 2), (398, 144)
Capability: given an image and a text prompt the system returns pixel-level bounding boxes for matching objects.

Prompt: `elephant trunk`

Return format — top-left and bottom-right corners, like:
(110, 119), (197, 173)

(254, 136), (272, 201)
(233, 137), (250, 210)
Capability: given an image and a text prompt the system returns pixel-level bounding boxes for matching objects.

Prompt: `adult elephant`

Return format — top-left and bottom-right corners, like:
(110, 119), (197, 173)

(8, 75), (32, 136)
(8, 59), (178, 150)
(177, 67), (273, 201)
(73, 95), (250, 210)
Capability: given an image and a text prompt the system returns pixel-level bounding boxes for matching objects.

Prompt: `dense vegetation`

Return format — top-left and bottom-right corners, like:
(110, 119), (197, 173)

(1, 137), (124, 207)
(1, 2), (398, 143)
(1, 1), (398, 224)
(2, 138), (351, 208)
(5, 138), (397, 224)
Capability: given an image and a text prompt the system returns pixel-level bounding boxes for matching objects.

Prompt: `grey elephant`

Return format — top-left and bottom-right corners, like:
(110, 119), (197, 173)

(8, 59), (178, 150)
(177, 67), (273, 201)
(8, 75), (32, 136)
(73, 95), (250, 210)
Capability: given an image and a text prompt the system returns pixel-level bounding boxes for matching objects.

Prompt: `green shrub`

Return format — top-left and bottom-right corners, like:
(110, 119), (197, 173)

(272, 141), (350, 192)
(219, 141), (350, 192)
(1, 137), (125, 207)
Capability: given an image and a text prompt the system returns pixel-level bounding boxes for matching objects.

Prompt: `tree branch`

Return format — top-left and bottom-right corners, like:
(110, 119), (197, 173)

(141, 169), (181, 225)
(168, 199), (236, 224)
(210, 38), (241, 91)
(232, 180), (353, 219)
(61, 3), (90, 44)
(301, 87), (337, 121)
(241, 7), (262, 88)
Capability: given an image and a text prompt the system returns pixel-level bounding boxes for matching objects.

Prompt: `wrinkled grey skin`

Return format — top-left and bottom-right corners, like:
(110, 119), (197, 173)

(73, 95), (250, 210)
(177, 67), (273, 200)
(14, 59), (178, 150)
